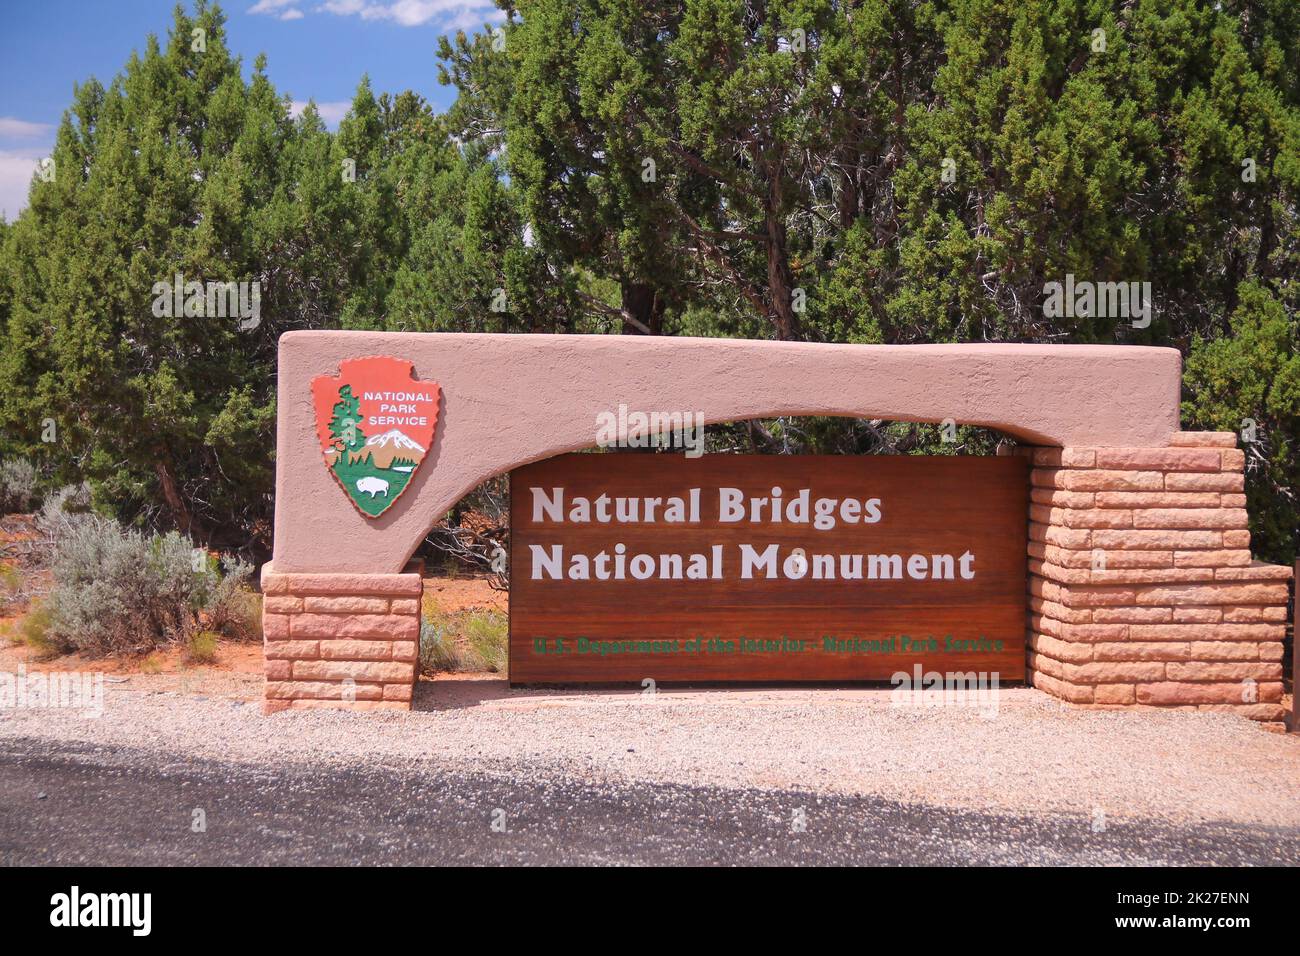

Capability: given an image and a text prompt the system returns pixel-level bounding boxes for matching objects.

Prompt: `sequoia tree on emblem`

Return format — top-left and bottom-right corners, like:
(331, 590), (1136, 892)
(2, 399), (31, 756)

(310, 356), (441, 517)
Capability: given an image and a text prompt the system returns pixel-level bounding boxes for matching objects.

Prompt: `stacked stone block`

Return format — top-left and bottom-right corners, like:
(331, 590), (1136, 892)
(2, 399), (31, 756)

(1024, 432), (1292, 728)
(260, 562), (423, 713)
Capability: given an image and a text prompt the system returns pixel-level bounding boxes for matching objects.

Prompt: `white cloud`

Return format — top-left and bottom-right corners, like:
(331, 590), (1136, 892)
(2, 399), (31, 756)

(0, 117), (54, 139)
(282, 0), (501, 28)
(0, 149), (46, 221)
(248, 0), (299, 13)
(255, 0), (502, 28)
(290, 100), (353, 128)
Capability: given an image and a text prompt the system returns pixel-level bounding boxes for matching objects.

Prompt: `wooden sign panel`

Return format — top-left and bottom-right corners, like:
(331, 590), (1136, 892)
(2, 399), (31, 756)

(509, 454), (1027, 683)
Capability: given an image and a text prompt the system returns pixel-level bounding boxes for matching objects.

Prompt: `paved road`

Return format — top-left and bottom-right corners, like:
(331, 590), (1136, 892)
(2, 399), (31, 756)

(0, 737), (1295, 865)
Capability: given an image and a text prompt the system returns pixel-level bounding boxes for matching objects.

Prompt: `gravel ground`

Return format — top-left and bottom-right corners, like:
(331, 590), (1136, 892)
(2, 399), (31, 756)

(4, 735), (1295, 865)
(1, 676), (1298, 857)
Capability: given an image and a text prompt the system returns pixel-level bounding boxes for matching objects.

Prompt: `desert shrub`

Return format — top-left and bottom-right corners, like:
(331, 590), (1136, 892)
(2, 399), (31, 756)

(0, 458), (38, 514)
(465, 611), (508, 673)
(35, 483), (95, 548)
(44, 516), (254, 656)
(0, 562), (21, 612)
(419, 618), (471, 673)
(418, 604), (508, 675)
(185, 630), (220, 664)
(4, 599), (56, 657)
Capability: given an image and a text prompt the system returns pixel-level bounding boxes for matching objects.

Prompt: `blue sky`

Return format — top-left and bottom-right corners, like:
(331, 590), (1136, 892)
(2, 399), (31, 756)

(0, 0), (503, 220)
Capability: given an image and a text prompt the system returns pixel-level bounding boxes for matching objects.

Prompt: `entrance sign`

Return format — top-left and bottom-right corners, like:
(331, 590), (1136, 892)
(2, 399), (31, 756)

(265, 335), (1288, 723)
(509, 453), (1028, 682)
(311, 356), (441, 517)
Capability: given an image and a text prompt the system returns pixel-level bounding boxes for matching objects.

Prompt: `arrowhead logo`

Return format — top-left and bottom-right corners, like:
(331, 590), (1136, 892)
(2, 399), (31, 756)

(311, 356), (441, 518)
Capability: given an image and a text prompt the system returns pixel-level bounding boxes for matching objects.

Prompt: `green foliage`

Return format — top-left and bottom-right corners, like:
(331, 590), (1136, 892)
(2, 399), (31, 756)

(186, 629), (220, 664)
(1184, 281), (1299, 562)
(0, 1), (1296, 564)
(5, 599), (56, 657)
(43, 514), (254, 656)
(420, 602), (509, 674)
(0, 457), (39, 513)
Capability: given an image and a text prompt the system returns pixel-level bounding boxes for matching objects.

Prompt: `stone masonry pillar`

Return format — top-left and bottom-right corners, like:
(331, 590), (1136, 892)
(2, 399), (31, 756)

(1024, 431), (1292, 728)
(260, 562), (423, 713)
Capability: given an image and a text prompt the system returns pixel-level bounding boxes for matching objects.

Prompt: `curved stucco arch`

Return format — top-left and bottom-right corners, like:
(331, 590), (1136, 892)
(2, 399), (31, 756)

(272, 332), (1181, 573)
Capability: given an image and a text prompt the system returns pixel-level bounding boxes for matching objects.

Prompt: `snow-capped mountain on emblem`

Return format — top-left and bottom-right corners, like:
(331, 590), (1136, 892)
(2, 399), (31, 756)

(310, 357), (441, 517)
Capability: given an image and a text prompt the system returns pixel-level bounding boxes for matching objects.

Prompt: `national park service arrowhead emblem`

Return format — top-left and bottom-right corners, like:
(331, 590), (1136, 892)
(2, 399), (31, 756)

(311, 356), (440, 518)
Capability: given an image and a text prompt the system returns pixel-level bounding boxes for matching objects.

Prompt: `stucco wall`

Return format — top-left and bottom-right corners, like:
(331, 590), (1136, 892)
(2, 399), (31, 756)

(272, 333), (1181, 574)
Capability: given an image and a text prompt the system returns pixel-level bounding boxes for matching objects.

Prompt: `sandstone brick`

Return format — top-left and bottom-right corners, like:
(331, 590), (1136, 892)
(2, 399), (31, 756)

(1218, 494), (1246, 508)
(1221, 530), (1251, 548)
(1172, 606), (1220, 623)
(1028, 595), (1093, 623)
(1065, 660), (1166, 683)
(1030, 560), (1090, 586)
(1189, 641), (1259, 662)
(1031, 505), (1133, 530)
(1094, 684), (1136, 705)
(318, 639), (393, 661)
(1095, 491), (1219, 509)
(1168, 432), (1238, 448)
(1093, 641), (1189, 662)
(1129, 623), (1283, 642)
(390, 640), (418, 663)
(1089, 567), (1214, 585)
(1222, 605), (1287, 623)
(262, 700), (292, 714)
(1029, 632), (1093, 664)
(1197, 703), (1287, 722)
(291, 613), (418, 641)
(1172, 549), (1251, 568)
(292, 660), (416, 683)
(1091, 529), (1221, 550)
(1054, 586), (1139, 609)
(1059, 622), (1130, 641)
(1026, 650), (1063, 680)
(1260, 682), (1284, 703)
(1136, 682), (1255, 706)
(264, 659), (292, 680)
(263, 595), (303, 613)
(264, 640), (319, 660)
(382, 683), (414, 702)
(1133, 583), (1288, 607)
(1063, 470), (1166, 492)
(1031, 448), (1096, 468)
(389, 598), (420, 615)
(263, 613), (290, 641)
(1257, 643), (1285, 662)
(303, 596), (390, 614)
(1093, 448), (1221, 472)
(265, 680), (384, 701)
(1163, 472), (1243, 492)
(1091, 606), (1172, 624)
(1030, 488), (1095, 509)
(260, 565), (422, 597)
(1132, 508), (1248, 530)
(1031, 669), (1094, 704)
(1029, 521), (1092, 549)
(1214, 563), (1293, 582)
(1220, 448), (1245, 471)
(1041, 545), (1172, 570)
(1166, 662), (1281, 682)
